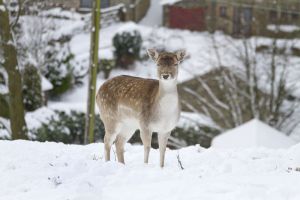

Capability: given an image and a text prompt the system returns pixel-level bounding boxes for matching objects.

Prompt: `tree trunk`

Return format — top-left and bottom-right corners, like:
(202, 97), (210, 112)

(0, 1), (28, 139)
(84, 0), (101, 144)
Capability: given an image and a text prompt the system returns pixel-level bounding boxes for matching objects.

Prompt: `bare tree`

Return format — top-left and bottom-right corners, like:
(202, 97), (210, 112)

(0, 0), (27, 139)
(180, 32), (300, 135)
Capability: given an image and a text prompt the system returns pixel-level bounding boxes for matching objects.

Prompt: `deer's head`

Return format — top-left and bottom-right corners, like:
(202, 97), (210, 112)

(147, 49), (186, 81)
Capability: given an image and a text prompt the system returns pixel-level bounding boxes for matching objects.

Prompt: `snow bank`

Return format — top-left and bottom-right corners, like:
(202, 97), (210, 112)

(25, 107), (57, 131)
(0, 84), (8, 94)
(41, 76), (53, 91)
(0, 140), (300, 200)
(40, 8), (83, 20)
(267, 24), (300, 33)
(212, 119), (296, 149)
(0, 5), (6, 12)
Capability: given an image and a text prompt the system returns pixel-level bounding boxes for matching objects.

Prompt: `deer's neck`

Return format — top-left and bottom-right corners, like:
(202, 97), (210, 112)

(158, 79), (178, 96)
(156, 79), (179, 111)
(150, 79), (179, 133)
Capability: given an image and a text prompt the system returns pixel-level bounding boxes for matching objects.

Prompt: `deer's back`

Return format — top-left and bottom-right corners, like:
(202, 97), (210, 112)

(96, 75), (159, 121)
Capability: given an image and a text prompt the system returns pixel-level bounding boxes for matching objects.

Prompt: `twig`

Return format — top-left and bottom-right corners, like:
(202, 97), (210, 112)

(176, 151), (184, 170)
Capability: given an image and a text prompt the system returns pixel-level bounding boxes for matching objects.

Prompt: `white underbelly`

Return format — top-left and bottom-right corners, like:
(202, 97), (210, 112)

(115, 118), (140, 140)
(117, 104), (140, 133)
(149, 114), (179, 133)
(121, 118), (140, 130)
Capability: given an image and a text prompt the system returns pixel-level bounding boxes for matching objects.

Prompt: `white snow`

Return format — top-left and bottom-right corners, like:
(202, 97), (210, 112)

(212, 119), (296, 149)
(1, 140), (300, 200)
(0, 128), (9, 138)
(0, 5), (5, 12)
(101, 3), (124, 13)
(41, 76), (53, 91)
(40, 8), (83, 20)
(0, 84), (8, 94)
(0, 117), (10, 138)
(25, 107), (57, 132)
(116, 22), (142, 35)
(0, 67), (8, 94)
(267, 24), (300, 32)
(160, 0), (182, 5)
(140, 0), (163, 26)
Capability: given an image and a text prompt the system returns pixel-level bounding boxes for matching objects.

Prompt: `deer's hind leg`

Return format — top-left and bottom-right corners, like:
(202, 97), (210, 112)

(103, 119), (118, 162)
(115, 135), (126, 164)
(115, 125), (135, 164)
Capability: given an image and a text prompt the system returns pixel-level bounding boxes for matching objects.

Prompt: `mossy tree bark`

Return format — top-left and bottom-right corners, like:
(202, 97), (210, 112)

(84, 0), (101, 144)
(0, 0), (28, 139)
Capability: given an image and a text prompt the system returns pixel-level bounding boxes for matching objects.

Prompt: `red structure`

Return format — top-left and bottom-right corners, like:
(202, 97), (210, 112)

(168, 6), (207, 31)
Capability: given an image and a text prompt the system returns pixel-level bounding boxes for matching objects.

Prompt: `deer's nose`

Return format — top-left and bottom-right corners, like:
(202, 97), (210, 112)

(162, 74), (169, 79)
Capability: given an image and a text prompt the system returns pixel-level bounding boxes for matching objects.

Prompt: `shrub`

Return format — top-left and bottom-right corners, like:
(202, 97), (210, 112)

(31, 110), (220, 148)
(0, 71), (5, 85)
(128, 125), (220, 149)
(33, 110), (105, 144)
(0, 94), (9, 118)
(22, 63), (43, 111)
(98, 59), (115, 79)
(0, 121), (10, 140)
(172, 126), (220, 148)
(291, 47), (300, 57)
(42, 36), (82, 97)
(113, 30), (142, 69)
(0, 70), (9, 118)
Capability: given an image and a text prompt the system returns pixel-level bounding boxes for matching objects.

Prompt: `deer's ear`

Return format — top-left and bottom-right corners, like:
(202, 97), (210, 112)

(175, 49), (186, 62)
(147, 49), (159, 61)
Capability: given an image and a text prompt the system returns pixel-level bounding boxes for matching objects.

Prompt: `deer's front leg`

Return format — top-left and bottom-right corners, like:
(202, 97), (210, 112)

(158, 132), (171, 168)
(140, 129), (152, 164)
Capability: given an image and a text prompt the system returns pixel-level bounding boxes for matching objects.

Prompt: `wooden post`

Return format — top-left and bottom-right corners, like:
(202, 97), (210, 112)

(84, 0), (101, 144)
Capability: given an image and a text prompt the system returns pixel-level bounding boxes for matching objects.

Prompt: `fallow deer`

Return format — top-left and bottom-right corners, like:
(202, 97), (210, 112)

(96, 49), (186, 167)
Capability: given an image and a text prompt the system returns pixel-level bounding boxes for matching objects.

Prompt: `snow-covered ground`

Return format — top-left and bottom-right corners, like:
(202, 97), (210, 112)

(267, 24), (300, 32)
(1, 140), (300, 200)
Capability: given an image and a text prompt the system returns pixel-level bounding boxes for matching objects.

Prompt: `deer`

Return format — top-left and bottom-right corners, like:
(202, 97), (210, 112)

(96, 49), (186, 167)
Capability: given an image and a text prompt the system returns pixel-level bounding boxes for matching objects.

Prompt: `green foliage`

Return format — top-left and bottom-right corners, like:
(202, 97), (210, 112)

(291, 47), (300, 57)
(0, 72), (5, 85)
(113, 30), (142, 68)
(0, 69), (9, 118)
(29, 108), (221, 148)
(42, 37), (81, 97)
(98, 59), (115, 79)
(0, 121), (10, 140)
(22, 64), (43, 111)
(128, 125), (220, 149)
(33, 110), (105, 144)
(0, 94), (9, 118)
(172, 126), (220, 148)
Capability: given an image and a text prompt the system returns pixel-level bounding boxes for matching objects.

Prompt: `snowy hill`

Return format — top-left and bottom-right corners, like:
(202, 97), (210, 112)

(212, 119), (296, 149)
(1, 140), (300, 200)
